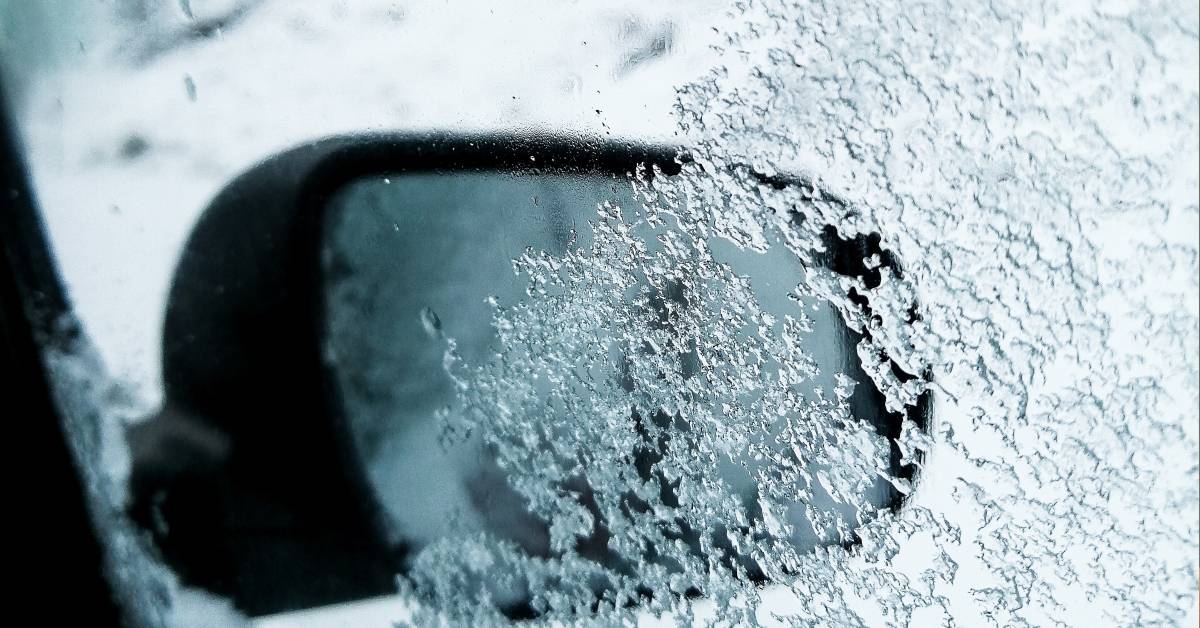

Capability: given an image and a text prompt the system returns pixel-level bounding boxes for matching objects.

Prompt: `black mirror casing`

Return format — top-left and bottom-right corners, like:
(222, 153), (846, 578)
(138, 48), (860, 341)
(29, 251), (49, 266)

(146, 132), (928, 617)
(144, 134), (685, 616)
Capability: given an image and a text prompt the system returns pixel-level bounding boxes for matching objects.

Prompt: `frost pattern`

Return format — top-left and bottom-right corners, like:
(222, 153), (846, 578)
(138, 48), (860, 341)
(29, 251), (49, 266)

(662, 0), (1197, 625)
(391, 184), (915, 624)
(399, 0), (1198, 625)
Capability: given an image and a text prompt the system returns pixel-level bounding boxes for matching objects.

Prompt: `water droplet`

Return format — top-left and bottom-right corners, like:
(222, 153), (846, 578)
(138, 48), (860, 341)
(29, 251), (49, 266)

(183, 74), (197, 102)
(420, 306), (443, 338)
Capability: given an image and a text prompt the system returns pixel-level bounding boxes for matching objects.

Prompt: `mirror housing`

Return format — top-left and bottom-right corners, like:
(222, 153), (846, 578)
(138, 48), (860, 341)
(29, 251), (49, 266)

(137, 132), (927, 617)
(137, 134), (682, 616)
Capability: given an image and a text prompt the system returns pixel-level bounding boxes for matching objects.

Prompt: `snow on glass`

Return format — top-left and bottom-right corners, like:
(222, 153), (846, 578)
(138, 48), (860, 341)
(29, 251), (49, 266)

(17, 0), (1192, 624)
(393, 1), (1199, 626)
(395, 183), (911, 624)
(381, 197), (880, 623)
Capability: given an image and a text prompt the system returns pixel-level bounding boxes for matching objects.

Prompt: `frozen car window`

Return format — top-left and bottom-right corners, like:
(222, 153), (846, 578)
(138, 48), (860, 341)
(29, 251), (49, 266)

(1, 0), (1196, 626)
(658, 2), (1199, 626)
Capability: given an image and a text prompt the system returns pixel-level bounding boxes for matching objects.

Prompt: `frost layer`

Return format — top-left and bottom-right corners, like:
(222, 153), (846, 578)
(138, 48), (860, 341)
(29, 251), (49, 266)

(399, 1), (1199, 626)
(662, 0), (1197, 626)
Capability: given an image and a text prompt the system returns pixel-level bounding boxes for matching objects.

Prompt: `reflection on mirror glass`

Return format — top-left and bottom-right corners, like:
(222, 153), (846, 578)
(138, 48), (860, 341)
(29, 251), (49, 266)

(321, 171), (899, 618)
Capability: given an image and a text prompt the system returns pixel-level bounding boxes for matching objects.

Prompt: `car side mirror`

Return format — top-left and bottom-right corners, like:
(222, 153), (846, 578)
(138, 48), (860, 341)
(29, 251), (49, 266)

(131, 133), (928, 618)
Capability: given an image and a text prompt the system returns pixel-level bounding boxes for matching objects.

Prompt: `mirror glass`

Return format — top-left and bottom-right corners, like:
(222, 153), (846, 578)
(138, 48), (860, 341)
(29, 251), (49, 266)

(320, 170), (896, 613)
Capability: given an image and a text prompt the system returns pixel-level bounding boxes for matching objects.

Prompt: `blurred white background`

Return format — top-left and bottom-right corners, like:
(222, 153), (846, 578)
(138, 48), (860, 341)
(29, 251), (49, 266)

(2, 0), (728, 411)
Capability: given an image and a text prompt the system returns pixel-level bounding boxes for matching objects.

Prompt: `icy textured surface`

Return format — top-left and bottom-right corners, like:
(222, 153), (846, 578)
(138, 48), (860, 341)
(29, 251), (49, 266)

(6, 0), (1195, 625)
(388, 180), (911, 625)
(660, 0), (1199, 625)
(395, 1), (1199, 625)
(324, 173), (904, 622)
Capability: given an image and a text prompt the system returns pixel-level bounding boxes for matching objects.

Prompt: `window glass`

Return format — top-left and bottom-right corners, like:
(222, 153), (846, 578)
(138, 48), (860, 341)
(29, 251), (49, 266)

(1, 1), (1196, 626)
